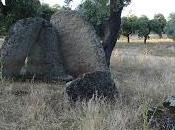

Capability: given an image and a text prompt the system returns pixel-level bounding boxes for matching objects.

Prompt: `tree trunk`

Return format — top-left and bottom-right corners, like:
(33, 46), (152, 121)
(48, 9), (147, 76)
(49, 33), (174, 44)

(159, 33), (163, 39)
(127, 35), (130, 43)
(144, 36), (147, 44)
(102, 0), (123, 66)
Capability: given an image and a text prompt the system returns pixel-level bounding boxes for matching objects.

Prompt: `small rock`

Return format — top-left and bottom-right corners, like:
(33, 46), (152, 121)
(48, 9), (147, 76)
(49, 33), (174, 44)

(163, 96), (175, 112)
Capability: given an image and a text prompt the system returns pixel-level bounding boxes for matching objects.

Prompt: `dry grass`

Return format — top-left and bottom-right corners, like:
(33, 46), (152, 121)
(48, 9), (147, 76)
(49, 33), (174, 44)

(0, 38), (175, 130)
(118, 35), (174, 44)
(0, 80), (146, 130)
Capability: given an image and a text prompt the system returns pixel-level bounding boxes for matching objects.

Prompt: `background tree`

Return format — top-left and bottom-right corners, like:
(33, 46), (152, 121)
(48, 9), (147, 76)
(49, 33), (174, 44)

(150, 13), (166, 38)
(165, 13), (175, 40)
(37, 4), (59, 20)
(0, 0), (40, 16)
(77, 0), (109, 38)
(121, 15), (138, 43)
(0, 0), (41, 34)
(102, 0), (131, 66)
(137, 15), (150, 44)
(0, 0), (58, 35)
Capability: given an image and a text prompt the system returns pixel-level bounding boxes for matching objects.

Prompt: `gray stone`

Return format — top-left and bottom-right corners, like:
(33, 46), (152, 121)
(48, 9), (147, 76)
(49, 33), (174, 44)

(148, 106), (175, 130)
(1, 18), (43, 78)
(65, 71), (118, 102)
(51, 10), (108, 77)
(24, 21), (72, 81)
(1, 18), (72, 81)
(163, 96), (175, 112)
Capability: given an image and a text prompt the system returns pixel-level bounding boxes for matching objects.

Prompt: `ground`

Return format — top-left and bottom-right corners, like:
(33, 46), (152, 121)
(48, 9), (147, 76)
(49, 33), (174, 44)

(0, 37), (175, 130)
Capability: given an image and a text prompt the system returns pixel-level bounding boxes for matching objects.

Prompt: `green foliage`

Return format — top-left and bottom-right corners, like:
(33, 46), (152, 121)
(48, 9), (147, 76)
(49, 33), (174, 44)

(154, 13), (167, 31)
(0, 0), (41, 35)
(137, 16), (150, 38)
(165, 13), (175, 40)
(0, 0), (59, 35)
(77, 0), (109, 37)
(0, 13), (18, 35)
(37, 4), (58, 20)
(75, 0), (131, 38)
(121, 14), (166, 43)
(150, 13), (166, 38)
(121, 15), (138, 40)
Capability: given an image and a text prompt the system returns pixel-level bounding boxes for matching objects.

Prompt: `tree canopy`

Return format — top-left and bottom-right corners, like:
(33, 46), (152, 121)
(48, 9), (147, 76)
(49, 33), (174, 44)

(150, 13), (167, 38)
(137, 15), (150, 43)
(77, 0), (109, 38)
(121, 15), (138, 43)
(165, 13), (175, 40)
(120, 14), (167, 43)
(0, 0), (58, 35)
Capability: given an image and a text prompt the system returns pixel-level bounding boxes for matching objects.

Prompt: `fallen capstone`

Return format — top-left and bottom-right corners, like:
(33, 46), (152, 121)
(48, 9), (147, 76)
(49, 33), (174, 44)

(51, 10), (108, 77)
(65, 71), (118, 102)
(1, 18), (72, 81)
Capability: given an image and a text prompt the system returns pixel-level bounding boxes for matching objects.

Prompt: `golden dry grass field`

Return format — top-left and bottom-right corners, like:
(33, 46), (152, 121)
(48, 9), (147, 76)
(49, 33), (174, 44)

(0, 37), (175, 130)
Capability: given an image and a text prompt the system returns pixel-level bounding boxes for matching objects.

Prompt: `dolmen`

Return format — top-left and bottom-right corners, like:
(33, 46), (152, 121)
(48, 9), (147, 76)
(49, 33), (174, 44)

(0, 10), (118, 102)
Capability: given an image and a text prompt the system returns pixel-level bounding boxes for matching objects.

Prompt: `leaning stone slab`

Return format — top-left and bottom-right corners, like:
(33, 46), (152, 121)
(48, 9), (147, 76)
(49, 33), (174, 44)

(1, 18), (43, 79)
(1, 18), (72, 81)
(65, 71), (118, 102)
(51, 10), (108, 77)
(24, 21), (72, 81)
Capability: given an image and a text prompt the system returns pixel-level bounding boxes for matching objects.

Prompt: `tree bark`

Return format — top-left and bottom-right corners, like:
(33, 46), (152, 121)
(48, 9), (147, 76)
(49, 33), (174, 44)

(102, 0), (123, 66)
(127, 35), (130, 43)
(144, 36), (147, 44)
(159, 33), (163, 39)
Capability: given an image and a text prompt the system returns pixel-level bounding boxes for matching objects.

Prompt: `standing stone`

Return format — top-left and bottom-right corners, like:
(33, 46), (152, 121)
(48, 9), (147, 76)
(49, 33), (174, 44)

(66, 71), (117, 102)
(24, 21), (72, 81)
(51, 10), (108, 77)
(1, 18), (43, 79)
(1, 18), (72, 81)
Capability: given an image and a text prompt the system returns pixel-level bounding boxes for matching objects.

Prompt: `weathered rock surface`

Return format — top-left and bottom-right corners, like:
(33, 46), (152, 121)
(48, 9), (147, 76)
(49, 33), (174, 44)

(148, 109), (175, 130)
(1, 18), (71, 81)
(147, 97), (175, 130)
(163, 96), (175, 112)
(24, 21), (72, 81)
(1, 18), (43, 78)
(51, 10), (108, 77)
(66, 71), (117, 102)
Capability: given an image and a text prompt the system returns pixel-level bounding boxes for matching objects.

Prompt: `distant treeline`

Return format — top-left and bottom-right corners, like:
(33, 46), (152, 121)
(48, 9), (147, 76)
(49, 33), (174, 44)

(0, 0), (175, 44)
(120, 14), (175, 43)
(121, 14), (167, 43)
(76, 0), (175, 43)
